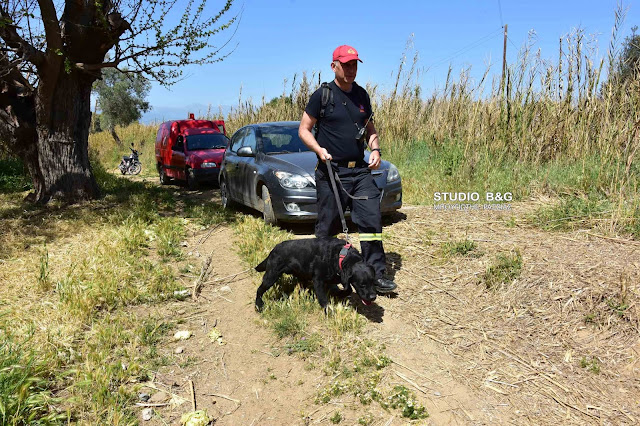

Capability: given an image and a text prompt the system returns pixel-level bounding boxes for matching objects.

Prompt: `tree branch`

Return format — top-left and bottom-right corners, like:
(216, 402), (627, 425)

(0, 4), (46, 68)
(36, 0), (62, 53)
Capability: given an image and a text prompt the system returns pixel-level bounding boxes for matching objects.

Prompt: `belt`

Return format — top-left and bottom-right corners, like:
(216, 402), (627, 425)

(328, 160), (367, 168)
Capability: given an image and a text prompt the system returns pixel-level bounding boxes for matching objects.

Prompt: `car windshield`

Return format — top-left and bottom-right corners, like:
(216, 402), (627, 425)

(186, 133), (229, 150)
(260, 126), (310, 154)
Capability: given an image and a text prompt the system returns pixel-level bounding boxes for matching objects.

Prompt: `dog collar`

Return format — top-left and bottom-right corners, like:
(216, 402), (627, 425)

(338, 243), (352, 270)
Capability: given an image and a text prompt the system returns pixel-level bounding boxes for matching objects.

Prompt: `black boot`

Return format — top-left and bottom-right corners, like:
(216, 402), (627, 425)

(375, 277), (397, 293)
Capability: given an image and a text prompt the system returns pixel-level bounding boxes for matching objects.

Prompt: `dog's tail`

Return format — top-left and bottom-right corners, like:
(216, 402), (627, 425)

(254, 257), (268, 272)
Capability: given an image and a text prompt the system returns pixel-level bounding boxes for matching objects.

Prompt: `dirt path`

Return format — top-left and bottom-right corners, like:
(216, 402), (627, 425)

(138, 187), (640, 425)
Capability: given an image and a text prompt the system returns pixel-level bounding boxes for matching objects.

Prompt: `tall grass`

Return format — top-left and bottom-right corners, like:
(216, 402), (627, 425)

(205, 9), (637, 235)
(88, 7), (639, 234)
(0, 161), (232, 422)
(90, 122), (157, 177)
(209, 20), (638, 176)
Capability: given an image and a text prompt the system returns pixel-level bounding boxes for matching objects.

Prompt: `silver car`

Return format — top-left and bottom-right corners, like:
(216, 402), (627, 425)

(219, 121), (402, 224)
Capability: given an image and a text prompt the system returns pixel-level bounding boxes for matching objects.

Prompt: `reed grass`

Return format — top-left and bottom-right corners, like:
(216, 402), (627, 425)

(90, 9), (639, 218)
(203, 8), (637, 236)
(89, 18), (640, 232)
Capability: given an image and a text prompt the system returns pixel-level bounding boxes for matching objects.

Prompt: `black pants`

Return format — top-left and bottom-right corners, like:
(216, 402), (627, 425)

(314, 162), (386, 278)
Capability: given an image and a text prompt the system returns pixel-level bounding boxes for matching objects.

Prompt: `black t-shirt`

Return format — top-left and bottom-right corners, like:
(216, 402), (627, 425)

(305, 81), (372, 162)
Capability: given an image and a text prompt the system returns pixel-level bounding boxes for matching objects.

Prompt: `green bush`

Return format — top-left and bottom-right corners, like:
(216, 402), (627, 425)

(0, 158), (31, 193)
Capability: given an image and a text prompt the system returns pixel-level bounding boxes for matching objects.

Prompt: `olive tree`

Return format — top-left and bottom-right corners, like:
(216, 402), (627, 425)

(0, 0), (237, 203)
(93, 68), (151, 145)
(616, 26), (640, 84)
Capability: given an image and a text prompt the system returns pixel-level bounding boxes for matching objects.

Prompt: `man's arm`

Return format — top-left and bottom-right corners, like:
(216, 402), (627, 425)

(299, 112), (332, 161)
(366, 120), (381, 170)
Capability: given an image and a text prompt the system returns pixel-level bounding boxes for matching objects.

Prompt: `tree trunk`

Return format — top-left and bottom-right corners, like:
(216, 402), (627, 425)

(28, 70), (100, 203)
(110, 127), (123, 146)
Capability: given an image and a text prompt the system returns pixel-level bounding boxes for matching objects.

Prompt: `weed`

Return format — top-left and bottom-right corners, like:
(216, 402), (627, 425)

(531, 195), (611, 231)
(326, 303), (366, 335)
(504, 216), (518, 227)
(234, 215), (292, 267)
(0, 158), (31, 193)
(607, 298), (629, 318)
(183, 199), (234, 227)
(179, 356), (199, 368)
(286, 333), (321, 356)
(580, 357), (601, 374)
(583, 313), (597, 324)
(621, 202), (640, 239)
(330, 411), (343, 424)
(387, 385), (429, 419)
(482, 250), (523, 289)
(358, 414), (375, 425)
(137, 318), (174, 346)
(441, 239), (478, 257)
(37, 243), (51, 291)
(317, 370), (385, 406)
(179, 263), (196, 274)
(0, 325), (65, 424)
(156, 217), (186, 259)
(355, 353), (391, 371)
(261, 287), (320, 338)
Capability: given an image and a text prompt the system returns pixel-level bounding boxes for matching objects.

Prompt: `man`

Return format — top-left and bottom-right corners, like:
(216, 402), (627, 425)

(299, 45), (397, 294)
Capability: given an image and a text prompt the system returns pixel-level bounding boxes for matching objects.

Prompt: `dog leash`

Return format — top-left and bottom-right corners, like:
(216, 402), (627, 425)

(324, 158), (351, 242)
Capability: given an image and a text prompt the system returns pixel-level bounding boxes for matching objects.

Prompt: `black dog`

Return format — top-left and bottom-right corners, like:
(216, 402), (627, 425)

(254, 237), (377, 311)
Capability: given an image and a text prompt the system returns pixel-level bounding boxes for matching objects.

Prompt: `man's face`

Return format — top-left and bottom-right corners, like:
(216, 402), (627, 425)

(332, 60), (358, 84)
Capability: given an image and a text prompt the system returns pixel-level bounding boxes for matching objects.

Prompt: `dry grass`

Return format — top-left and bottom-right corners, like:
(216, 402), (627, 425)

(232, 215), (428, 421)
(385, 204), (640, 424)
(0, 170), (234, 422)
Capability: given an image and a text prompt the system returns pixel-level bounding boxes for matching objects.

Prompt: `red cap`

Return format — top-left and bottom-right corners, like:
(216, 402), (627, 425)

(332, 45), (362, 63)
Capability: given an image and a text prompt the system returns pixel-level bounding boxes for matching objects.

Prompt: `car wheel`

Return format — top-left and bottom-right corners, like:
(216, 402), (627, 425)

(220, 178), (235, 210)
(186, 168), (199, 190)
(261, 185), (277, 225)
(159, 166), (170, 185)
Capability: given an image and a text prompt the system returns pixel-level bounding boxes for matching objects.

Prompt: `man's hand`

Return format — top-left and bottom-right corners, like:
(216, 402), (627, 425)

(365, 121), (381, 170)
(319, 148), (332, 161)
(368, 150), (381, 169)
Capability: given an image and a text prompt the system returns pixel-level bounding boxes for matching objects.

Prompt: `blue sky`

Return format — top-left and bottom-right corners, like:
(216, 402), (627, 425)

(142, 0), (640, 123)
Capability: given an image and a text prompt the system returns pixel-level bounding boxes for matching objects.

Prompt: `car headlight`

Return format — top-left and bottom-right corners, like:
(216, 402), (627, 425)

(201, 162), (218, 168)
(387, 164), (400, 182)
(274, 171), (310, 189)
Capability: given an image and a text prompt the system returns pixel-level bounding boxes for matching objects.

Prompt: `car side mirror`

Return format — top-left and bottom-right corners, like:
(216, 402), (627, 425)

(237, 146), (255, 157)
(175, 136), (184, 151)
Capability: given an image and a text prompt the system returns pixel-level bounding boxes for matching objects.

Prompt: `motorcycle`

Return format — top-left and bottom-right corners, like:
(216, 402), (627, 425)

(119, 143), (142, 175)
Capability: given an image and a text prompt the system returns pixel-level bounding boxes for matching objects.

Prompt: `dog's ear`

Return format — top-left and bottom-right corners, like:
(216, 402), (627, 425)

(340, 265), (352, 288)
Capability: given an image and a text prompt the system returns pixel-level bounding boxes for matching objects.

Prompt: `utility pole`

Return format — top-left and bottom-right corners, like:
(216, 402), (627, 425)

(558, 37), (563, 100)
(500, 24), (508, 94)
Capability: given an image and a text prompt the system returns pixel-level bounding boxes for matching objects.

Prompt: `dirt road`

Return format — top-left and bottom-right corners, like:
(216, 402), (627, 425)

(139, 185), (640, 425)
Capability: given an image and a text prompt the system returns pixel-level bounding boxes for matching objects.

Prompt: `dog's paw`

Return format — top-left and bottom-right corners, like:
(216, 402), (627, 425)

(255, 301), (264, 313)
